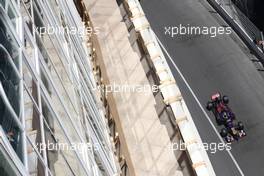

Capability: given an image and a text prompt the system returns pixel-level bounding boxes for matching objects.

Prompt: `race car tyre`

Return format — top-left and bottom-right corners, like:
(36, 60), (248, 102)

(223, 95), (229, 104)
(231, 112), (236, 120)
(216, 119), (222, 125)
(216, 115), (223, 125)
(220, 128), (228, 137)
(206, 102), (213, 111)
(237, 121), (244, 130)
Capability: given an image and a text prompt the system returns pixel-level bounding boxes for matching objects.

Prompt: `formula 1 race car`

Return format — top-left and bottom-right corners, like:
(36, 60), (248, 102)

(206, 92), (246, 143)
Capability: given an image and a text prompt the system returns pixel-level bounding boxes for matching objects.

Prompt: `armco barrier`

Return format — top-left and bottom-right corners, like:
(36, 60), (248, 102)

(207, 0), (264, 66)
(124, 0), (216, 175)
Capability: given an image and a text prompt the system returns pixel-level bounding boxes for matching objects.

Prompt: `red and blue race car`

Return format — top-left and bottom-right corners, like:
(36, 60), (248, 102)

(206, 92), (246, 143)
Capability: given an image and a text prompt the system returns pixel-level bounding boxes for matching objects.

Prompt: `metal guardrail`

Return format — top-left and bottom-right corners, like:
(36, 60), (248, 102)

(217, 0), (262, 41)
(208, 0), (264, 66)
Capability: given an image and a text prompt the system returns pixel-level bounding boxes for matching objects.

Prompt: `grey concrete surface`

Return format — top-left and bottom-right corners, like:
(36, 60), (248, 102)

(141, 0), (264, 175)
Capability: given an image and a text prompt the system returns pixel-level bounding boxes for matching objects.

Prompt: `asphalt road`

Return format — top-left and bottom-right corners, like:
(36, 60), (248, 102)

(141, 0), (264, 175)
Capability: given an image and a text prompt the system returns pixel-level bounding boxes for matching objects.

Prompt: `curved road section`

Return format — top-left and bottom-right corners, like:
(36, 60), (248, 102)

(141, 0), (264, 175)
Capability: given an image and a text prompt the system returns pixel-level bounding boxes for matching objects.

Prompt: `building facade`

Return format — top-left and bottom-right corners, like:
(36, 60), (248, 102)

(0, 0), (119, 175)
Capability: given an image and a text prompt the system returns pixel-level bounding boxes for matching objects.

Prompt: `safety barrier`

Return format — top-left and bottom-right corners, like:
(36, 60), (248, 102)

(215, 0), (262, 41)
(124, 0), (216, 175)
(207, 0), (264, 66)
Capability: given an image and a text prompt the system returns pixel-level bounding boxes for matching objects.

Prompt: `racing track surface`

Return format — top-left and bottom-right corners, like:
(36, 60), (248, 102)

(141, 0), (264, 175)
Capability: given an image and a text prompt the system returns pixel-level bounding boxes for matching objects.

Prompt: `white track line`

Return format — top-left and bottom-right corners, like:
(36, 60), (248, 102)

(155, 34), (245, 176)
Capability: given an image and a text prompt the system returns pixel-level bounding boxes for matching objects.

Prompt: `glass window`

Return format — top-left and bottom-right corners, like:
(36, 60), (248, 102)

(0, 145), (23, 176)
(44, 124), (76, 176)
(0, 97), (22, 161)
(7, 4), (15, 19)
(0, 10), (22, 163)
(0, 48), (20, 114)
(0, 14), (20, 68)
(0, 0), (19, 30)
(41, 97), (87, 176)
(0, 0), (5, 7)
(0, 16), (20, 116)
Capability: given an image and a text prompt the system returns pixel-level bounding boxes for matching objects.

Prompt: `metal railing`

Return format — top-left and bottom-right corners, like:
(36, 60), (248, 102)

(208, 0), (264, 66)
(217, 0), (262, 42)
